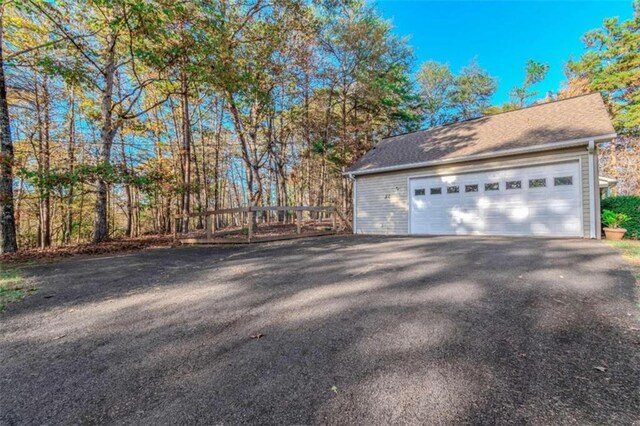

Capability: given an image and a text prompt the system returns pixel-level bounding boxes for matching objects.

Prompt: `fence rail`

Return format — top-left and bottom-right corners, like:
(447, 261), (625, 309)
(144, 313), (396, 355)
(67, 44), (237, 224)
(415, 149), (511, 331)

(174, 205), (347, 244)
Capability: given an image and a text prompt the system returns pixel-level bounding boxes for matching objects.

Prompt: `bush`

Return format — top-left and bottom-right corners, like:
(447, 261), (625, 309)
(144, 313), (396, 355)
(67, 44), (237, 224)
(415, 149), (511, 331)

(601, 196), (640, 239)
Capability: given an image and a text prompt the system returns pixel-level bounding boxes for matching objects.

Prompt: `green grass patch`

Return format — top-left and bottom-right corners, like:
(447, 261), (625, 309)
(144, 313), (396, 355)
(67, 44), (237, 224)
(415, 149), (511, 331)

(605, 240), (640, 294)
(0, 266), (34, 312)
(605, 240), (640, 265)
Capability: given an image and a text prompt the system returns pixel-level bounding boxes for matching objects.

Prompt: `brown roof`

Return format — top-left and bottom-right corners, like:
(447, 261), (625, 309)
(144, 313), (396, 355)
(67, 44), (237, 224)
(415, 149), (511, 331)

(348, 93), (615, 174)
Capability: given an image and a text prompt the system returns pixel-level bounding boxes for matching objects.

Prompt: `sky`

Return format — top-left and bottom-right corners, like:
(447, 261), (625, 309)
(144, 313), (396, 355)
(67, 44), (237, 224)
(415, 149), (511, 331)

(374, 0), (634, 105)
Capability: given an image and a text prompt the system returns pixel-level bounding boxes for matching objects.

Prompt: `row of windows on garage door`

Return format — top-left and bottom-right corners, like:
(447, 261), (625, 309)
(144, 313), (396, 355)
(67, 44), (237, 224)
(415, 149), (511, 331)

(413, 175), (574, 197)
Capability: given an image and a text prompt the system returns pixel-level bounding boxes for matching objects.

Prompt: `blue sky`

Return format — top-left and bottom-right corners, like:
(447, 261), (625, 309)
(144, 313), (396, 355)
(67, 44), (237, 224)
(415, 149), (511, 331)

(374, 0), (634, 105)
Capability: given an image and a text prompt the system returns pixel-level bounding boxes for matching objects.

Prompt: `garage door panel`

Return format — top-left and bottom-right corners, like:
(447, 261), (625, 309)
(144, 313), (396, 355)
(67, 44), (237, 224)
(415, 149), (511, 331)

(410, 161), (582, 237)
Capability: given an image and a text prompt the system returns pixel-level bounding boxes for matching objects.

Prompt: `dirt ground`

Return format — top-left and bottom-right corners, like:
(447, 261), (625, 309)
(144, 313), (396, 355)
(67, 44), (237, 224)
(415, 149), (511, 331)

(0, 235), (175, 264)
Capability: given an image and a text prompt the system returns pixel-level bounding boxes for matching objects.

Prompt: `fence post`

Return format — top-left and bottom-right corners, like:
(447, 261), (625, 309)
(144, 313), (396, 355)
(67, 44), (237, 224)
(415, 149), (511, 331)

(173, 217), (178, 242)
(248, 208), (254, 241)
(205, 214), (212, 240)
(296, 209), (302, 234)
(332, 208), (336, 230)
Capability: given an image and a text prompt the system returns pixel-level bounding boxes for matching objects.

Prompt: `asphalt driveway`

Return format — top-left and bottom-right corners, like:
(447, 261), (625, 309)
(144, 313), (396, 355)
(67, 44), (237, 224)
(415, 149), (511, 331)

(1, 236), (638, 425)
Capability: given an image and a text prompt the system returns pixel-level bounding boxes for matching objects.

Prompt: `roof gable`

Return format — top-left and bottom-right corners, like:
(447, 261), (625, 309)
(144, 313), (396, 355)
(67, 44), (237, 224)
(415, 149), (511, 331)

(348, 93), (615, 174)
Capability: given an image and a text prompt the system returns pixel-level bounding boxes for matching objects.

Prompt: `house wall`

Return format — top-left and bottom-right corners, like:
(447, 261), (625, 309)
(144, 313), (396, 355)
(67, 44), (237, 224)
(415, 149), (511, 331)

(354, 146), (594, 237)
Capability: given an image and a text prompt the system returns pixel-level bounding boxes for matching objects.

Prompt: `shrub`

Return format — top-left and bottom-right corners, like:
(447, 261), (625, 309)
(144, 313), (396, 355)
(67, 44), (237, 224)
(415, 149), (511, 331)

(601, 196), (640, 239)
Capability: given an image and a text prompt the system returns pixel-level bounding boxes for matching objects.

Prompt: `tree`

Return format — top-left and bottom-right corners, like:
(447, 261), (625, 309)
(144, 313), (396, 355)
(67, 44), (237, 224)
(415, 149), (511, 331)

(566, 1), (639, 136)
(0, 0), (425, 249)
(450, 60), (497, 120)
(417, 61), (454, 127)
(509, 59), (549, 108)
(24, 0), (172, 242)
(417, 59), (497, 125)
(563, 1), (639, 195)
(0, 1), (17, 253)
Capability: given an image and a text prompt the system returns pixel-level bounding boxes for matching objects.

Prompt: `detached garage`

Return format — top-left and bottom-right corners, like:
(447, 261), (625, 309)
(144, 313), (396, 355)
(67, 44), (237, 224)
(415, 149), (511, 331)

(346, 93), (616, 239)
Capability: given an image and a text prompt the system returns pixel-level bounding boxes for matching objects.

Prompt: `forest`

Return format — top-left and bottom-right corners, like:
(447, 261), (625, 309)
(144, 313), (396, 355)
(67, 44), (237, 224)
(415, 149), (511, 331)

(0, 0), (637, 253)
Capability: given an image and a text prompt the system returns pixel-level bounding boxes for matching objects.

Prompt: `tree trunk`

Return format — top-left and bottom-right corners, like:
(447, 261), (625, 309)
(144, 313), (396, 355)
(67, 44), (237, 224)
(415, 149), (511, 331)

(119, 131), (133, 237)
(0, 6), (18, 253)
(37, 76), (51, 248)
(92, 30), (118, 243)
(212, 101), (223, 228)
(64, 86), (76, 245)
(179, 68), (192, 233)
(226, 95), (262, 210)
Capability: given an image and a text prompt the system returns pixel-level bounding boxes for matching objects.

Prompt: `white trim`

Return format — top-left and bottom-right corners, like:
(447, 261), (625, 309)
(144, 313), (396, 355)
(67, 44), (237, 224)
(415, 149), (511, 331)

(578, 157), (585, 237)
(588, 140), (596, 238)
(407, 176), (412, 234)
(599, 176), (618, 188)
(346, 133), (616, 177)
(352, 177), (357, 234)
(406, 156), (581, 181)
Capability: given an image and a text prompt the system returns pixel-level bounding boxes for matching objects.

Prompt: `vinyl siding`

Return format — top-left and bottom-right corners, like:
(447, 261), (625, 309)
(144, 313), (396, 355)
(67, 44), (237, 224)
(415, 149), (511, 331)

(354, 147), (593, 237)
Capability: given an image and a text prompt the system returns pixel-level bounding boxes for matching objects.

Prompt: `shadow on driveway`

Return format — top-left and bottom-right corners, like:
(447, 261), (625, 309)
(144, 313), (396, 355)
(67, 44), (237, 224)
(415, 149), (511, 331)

(1, 235), (638, 424)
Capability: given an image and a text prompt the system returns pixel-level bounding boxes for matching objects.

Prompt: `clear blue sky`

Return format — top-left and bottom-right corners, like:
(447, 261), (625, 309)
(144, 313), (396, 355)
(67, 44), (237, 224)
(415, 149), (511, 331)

(374, 0), (634, 105)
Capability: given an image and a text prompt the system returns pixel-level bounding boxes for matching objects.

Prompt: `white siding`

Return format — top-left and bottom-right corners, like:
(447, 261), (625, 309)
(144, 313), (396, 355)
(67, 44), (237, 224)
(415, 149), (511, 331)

(354, 147), (593, 238)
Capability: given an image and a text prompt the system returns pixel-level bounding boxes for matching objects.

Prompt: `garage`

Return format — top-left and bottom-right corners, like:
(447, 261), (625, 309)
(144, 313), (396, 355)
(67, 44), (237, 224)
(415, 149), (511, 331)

(346, 94), (618, 239)
(409, 161), (582, 236)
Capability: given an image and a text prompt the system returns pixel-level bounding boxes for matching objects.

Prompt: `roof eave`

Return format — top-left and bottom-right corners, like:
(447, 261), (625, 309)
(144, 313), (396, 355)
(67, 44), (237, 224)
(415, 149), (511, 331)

(344, 133), (617, 177)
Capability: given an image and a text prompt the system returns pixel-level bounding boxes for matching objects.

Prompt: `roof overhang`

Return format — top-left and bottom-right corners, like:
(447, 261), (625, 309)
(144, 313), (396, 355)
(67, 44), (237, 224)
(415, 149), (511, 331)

(344, 133), (617, 177)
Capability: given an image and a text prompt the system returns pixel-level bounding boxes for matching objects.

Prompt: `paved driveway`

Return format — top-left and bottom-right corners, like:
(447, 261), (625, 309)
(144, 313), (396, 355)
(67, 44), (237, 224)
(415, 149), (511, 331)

(1, 236), (638, 425)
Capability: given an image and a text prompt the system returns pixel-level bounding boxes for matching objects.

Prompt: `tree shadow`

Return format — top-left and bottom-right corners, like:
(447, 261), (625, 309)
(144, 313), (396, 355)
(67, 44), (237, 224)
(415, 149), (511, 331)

(0, 236), (638, 424)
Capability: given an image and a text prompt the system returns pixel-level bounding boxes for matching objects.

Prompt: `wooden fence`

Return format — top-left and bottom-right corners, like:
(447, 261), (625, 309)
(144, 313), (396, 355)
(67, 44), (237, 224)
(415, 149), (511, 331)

(174, 205), (349, 244)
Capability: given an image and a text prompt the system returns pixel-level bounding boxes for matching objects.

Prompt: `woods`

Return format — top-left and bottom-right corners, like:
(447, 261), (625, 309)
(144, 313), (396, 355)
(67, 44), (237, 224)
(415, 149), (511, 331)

(0, 0), (422, 252)
(0, 0), (637, 253)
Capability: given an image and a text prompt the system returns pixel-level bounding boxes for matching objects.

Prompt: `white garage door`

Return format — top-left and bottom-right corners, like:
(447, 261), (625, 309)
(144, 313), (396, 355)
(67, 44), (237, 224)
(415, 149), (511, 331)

(410, 161), (582, 237)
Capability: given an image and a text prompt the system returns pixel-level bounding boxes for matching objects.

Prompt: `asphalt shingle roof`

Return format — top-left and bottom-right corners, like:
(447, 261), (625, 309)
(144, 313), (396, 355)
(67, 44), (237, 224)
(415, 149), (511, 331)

(348, 93), (615, 174)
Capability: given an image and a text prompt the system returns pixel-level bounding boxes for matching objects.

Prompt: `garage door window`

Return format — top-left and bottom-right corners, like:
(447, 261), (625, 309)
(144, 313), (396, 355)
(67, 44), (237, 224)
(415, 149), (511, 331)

(430, 187), (442, 195)
(447, 185), (459, 194)
(485, 182), (499, 191)
(465, 184), (479, 193)
(414, 188), (425, 196)
(554, 176), (573, 186)
(506, 180), (522, 190)
(529, 178), (546, 188)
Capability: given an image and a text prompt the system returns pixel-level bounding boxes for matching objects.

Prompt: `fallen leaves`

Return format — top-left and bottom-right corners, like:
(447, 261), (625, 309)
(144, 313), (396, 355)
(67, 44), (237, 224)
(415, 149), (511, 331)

(0, 235), (174, 264)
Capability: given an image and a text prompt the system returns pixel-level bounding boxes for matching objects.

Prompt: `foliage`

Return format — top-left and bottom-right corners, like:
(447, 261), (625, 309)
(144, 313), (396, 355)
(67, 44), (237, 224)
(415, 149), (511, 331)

(602, 196), (640, 238)
(1, 0), (423, 249)
(598, 136), (640, 195)
(449, 60), (497, 121)
(560, 3), (639, 198)
(417, 61), (454, 126)
(602, 209), (630, 229)
(566, 1), (640, 135)
(508, 59), (550, 108)
(417, 59), (497, 126)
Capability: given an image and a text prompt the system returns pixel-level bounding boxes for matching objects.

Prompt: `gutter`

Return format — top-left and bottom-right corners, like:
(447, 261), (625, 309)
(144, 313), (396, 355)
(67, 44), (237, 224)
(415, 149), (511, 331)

(344, 173), (357, 234)
(344, 133), (617, 177)
(588, 140), (597, 239)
